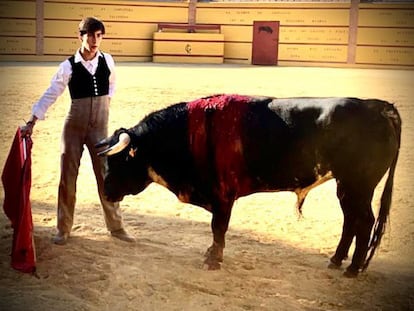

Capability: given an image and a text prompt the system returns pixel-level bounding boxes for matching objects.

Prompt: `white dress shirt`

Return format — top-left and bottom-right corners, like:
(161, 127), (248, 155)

(32, 49), (116, 120)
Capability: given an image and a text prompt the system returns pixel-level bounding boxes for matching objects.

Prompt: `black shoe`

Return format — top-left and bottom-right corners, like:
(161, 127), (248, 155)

(110, 229), (135, 243)
(53, 231), (69, 245)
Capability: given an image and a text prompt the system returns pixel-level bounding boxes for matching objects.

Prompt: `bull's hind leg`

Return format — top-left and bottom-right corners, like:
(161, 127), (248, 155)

(332, 180), (375, 277)
(329, 181), (356, 269)
(345, 204), (374, 277)
(204, 200), (233, 270)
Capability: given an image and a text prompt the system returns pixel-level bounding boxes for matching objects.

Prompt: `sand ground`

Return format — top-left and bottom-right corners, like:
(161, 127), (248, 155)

(0, 63), (413, 310)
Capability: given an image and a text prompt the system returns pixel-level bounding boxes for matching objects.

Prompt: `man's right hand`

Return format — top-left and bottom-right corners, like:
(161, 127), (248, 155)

(20, 121), (35, 137)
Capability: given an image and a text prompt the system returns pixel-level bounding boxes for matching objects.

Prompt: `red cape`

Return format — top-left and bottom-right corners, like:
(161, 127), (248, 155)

(187, 95), (253, 202)
(1, 128), (36, 273)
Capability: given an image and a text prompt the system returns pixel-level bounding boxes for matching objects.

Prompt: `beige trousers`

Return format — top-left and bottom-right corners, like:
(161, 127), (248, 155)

(57, 95), (123, 233)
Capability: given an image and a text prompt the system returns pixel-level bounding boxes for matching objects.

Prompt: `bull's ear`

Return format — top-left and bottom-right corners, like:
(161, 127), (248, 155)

(129, 147), (137, 158)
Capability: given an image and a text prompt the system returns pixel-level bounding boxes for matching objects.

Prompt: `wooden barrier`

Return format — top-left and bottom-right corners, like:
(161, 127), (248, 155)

(0, 0), (413, 68)
(153, 31), (224, 64)
(355, 3), (414, 67)
(157, 23), (221, 33)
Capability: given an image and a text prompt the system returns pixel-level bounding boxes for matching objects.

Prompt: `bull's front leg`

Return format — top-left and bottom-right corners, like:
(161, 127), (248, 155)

(204, 201), (233, 270)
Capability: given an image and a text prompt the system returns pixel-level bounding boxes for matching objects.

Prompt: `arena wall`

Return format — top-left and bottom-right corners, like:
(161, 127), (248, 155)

(0, 0), (413, 68)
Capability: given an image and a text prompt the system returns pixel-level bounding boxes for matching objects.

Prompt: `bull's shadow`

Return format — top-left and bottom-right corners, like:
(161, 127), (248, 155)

(0, 198), (410, 311)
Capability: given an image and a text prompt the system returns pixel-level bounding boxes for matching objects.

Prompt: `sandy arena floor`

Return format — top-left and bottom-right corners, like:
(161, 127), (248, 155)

(0, 62), (413, 310)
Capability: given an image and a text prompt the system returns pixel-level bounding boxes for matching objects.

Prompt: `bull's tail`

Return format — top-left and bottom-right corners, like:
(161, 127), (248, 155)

(363, 103), (401, 271)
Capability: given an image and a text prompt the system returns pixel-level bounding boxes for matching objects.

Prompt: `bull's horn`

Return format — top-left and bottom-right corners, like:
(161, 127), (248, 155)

(98, 132), (131, 156)
(95, 137), (111, 148)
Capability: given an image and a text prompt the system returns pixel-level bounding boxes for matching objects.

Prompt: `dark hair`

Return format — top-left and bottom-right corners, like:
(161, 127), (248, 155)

(79, 17), (105, 35)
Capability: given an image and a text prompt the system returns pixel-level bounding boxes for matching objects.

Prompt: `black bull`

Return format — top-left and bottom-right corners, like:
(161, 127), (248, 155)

(96, 95), (401, 277)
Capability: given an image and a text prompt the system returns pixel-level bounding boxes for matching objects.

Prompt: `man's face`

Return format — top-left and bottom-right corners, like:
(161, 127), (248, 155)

(80, 30), (103, 54)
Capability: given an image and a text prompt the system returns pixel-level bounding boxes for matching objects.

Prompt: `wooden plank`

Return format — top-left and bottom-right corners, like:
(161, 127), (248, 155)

(102, 39), (153, 56)
(106, 22), (157, 39)
(43, 38), (153, 56)
(356, 46), (414, 66)
(222, 25), (350, 45)
(36, 0), (44, 55)
(153, 41), (223, 57)
(197, 2), (350, 9)
(43, 37), (78, 55)
(157, 23), (221, 32)
(0, 37), (35, 54)
(221, 25), (252, 42)
(197, 7), (350, 26)
(44, 20), (158, 39)
(0, 54), (151, 62)
(280, 26), (349, 44)
(0, 1), (35, 18)
(43, 20), (78, 37)
(223, 42), (251, 63)
(358, 8), (414, 27)
(153, 32), (224, 63)
(188, 0), (197, 26)
(153, 33), (224, 56)
(154, 32), (224, 42)
(279, 44), (348, 63)
(44, 2), (187, 22)
(153, 55), (223, 64)
(0, 19), (35, 36)
(347, 0), (358, 64)
(357, 28), (414, 46)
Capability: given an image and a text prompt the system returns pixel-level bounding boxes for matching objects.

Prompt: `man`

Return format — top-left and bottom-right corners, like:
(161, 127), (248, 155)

(20, 17), (134, 245)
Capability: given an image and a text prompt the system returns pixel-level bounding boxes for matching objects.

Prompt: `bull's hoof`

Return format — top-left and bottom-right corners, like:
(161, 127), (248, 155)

(204, 245), (213, 258)
(343, 265), (359, 278)
(204, 244), (223, 262)
(203, 244), (223, 270)
(202, 259), (222, 270)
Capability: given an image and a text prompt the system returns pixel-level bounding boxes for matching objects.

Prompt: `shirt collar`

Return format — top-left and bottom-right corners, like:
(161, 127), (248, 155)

(74, 49), (103, 64)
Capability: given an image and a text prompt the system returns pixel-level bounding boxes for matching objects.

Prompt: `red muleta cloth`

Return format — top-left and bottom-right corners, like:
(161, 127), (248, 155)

(1, 128), (36, 273)
(187, 94), (253, 201)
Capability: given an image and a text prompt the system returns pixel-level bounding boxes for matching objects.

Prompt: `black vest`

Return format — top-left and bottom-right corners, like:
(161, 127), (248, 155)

(68, 54), (110, 99)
